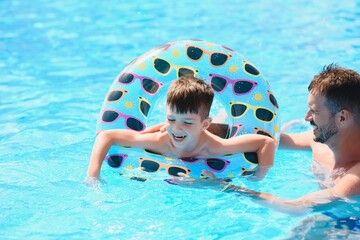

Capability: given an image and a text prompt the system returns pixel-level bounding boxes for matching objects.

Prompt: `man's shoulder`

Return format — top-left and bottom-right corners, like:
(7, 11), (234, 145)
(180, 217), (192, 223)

(312, 142), (333, 164)
(348, 161), (360, 174)
(334, 161), (360, 197)
(311, 141), (330, 151)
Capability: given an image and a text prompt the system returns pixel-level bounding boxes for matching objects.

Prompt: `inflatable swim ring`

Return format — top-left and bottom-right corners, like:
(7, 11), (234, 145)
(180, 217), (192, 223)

(97, 40), (280, 179)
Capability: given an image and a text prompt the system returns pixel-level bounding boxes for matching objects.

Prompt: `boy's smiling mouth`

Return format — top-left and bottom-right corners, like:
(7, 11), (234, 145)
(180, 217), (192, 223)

(172, 133), (186, 142)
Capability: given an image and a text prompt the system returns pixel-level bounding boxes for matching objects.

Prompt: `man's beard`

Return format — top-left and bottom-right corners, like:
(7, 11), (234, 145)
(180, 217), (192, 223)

(311, 120), (338, 143)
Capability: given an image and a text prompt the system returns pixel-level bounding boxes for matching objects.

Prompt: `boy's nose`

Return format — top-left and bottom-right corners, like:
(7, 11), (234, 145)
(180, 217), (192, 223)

(173, 124), (181, 131)
(171, 122), (182, 131)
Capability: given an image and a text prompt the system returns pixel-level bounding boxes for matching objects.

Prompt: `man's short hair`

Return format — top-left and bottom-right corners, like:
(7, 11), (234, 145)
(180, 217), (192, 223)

(308, 63), (360, 124)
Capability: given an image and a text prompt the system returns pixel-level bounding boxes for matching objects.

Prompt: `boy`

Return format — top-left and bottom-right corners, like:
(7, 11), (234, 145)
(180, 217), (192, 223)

(86, 76), (276, 181)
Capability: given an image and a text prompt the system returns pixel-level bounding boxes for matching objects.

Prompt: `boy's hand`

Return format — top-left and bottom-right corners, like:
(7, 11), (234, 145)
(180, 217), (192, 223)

(83, 176), (107, 189)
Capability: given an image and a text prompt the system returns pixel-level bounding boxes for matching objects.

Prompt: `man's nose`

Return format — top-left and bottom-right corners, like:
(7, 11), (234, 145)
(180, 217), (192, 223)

(304, 110), (312, 122)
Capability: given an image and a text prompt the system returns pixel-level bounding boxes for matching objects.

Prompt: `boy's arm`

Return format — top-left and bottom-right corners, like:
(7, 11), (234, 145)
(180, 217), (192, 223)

(217, 134), (276, 179)
(142, 122), (167, 134)
(279, 131), (314, 150)
(86, 130), (159, 178)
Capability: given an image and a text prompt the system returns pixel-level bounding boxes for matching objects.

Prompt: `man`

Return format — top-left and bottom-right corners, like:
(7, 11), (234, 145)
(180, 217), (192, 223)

(172, 64), (360, 214)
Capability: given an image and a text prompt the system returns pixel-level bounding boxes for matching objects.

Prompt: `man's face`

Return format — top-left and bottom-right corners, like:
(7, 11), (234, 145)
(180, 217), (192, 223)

(305, 92), (338, 143)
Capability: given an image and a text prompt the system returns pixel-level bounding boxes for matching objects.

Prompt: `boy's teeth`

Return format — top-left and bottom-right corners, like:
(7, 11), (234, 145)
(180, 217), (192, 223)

(173, 134), (185, 139)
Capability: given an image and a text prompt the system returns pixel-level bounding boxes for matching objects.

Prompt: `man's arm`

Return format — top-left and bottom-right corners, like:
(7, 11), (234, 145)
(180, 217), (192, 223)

(224, 184), (339, 215)
(168, 172), (339, 215)
(279, 131), (314, 150)
(170, 165), (360, 215)
(225, 164), (360, 214)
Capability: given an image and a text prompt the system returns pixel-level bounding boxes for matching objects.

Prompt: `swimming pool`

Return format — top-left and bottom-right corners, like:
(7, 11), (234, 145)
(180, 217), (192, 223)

(1, 0), (359, 239)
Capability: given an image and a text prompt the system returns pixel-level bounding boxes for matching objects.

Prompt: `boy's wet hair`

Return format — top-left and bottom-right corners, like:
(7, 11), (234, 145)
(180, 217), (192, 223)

(308, 63), (360, 125)
(166, 76), (214, 120)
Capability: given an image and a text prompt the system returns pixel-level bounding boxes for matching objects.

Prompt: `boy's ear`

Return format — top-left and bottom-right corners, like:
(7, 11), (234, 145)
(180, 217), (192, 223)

(202, 117), (212, 130)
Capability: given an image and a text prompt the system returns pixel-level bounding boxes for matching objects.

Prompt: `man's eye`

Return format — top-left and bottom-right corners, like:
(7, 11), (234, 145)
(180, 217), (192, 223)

(309, 108), (317, 114)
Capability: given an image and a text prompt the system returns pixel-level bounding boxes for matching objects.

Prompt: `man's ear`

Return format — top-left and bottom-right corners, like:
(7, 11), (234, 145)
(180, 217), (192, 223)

(202, 117), (212, 130)
(336, 109), (351, 128)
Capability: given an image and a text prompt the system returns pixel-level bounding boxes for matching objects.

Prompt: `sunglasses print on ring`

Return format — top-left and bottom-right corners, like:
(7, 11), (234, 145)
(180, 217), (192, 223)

(101, 109), (145, 131)
(230, 102), (276, 123)
(139, 158), (191, 177)
(117, 72), (164, 96)
(267, 90), (279, 109)
(254, 127), (278, 144)
(152, 56), (199, 78)
(227, 123), (243, 138)
(179, 157), (230, 173)
(209, 73), (258, 95)
(243, 152), (258, 164)
(105, 154), (128, 168)
(139, 96), (151, 117)
(186, 45), (232, 66)
(106, 89), (128, 102)
(242, 60), (261, 76)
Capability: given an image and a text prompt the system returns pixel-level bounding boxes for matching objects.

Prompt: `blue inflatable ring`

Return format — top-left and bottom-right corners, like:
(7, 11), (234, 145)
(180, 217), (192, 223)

(97, 40), (279, 179)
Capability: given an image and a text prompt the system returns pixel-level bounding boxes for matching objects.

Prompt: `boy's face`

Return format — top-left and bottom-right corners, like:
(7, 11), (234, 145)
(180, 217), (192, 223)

(165, 106), (210, 150)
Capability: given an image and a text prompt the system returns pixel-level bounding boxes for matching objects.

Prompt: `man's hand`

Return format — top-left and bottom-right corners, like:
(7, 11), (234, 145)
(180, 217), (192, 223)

(164, 170), (232, 191)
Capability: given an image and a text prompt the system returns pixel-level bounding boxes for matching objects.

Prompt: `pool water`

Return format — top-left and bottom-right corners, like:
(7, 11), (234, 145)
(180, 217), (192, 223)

(1, 0), (360, 239)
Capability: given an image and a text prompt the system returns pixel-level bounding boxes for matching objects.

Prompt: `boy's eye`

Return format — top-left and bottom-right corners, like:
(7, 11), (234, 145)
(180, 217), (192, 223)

(167, 118), (175, 122)
(184, 122), (193, 125)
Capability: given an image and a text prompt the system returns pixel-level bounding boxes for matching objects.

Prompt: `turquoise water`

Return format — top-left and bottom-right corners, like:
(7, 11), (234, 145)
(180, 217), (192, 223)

(1, 0), (360, 239)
